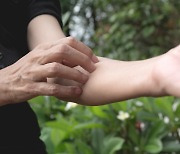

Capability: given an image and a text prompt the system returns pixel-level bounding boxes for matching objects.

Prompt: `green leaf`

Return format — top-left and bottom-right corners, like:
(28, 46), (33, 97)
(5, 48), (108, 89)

(28, 96), (45, 104)
(155, 97), (174, 120)
(62, 11), (71, 25)
(112, 101), (129, 111)
(102, 136), (124, 154)
(76, 140), (93, 154)
(51, 129), (66, 146)
(163, 141), (180, 152)
(46, 119), (73, 133)
(64, 143), (76, 154)
(109, 23), (119, 33)
(138, 97), (153, 112)
(110, 14), (118, 23)
(128, 123), (139, 145)
(40, 127), (55, 154)
(175, 103), (180, 117)
(90, 107), (109, 119)
(144, 138), (163, 153)
(137, 110), (157, 121)
(142, 26), (155, 37)
(55, 142), (76, 154)
(146, 121), (166, 141)
(91, 129), (104, 154)
(74, 122), (104, 130)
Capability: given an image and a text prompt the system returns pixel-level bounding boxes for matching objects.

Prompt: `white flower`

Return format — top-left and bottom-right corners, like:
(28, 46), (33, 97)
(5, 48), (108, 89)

(140, 122), (145, 130)
(135, 101), (143, 107)
(117, 111), (130, 121)
(65, 102), (78, 111)
(164, 116), (169, 124)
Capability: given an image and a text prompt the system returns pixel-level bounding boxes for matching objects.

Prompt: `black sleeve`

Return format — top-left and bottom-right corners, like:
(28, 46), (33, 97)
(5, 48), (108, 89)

(26, 0), (63, 28)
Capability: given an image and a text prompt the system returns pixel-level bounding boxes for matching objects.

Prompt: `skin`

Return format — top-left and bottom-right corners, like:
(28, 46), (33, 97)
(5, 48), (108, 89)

(62, 45), (180, 106)
(1, 14), (179, 107)
(0, 15), (98, 106)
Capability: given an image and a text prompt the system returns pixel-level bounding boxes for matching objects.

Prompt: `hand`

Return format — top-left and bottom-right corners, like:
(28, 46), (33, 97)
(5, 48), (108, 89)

(0, 37), (98, 105)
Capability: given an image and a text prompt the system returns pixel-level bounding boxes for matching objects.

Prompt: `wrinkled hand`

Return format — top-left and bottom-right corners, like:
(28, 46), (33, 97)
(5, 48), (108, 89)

(0, 37), (98, 105)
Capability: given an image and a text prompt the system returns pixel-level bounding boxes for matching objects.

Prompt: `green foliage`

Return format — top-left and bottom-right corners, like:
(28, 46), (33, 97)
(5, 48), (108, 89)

(30, 0), (180, 153)
(30, 96), (180, 154)
(61, 0), (180, 60)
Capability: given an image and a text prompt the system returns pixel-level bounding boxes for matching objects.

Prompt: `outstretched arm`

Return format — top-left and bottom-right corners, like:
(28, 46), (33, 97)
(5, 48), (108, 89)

(73, 45), (180, 105)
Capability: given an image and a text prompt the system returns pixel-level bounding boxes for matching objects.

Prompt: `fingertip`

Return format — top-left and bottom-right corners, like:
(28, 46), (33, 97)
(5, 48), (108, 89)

(92, 55), (99, 63)
(81, 74), (89, 84)
(89, 62), (96, 73)
(74, 87), (82, 95)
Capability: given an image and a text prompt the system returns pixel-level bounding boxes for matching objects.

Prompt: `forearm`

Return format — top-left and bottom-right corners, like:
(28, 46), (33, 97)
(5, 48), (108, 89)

(27, 14), (65, 50)
(78, 56), (163, 105)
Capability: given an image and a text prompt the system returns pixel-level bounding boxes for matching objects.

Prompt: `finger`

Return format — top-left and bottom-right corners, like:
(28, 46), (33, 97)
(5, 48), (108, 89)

(41, 44), (96, 73)
(62, 59), (77, 67)
(48, 78), (83, 87)
(32, 63), (89, 84)
(53, 37), (99, 63)
(28, 82), (82, 98)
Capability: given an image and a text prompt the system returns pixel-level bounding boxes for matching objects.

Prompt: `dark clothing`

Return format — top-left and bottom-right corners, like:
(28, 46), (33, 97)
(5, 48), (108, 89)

(0, 0), (62, 153)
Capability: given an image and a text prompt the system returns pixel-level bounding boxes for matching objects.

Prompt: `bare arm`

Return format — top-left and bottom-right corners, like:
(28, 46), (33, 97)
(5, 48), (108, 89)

(75, 57), (158, 105)
(73, 45), (180, 105)
(27, 15), (65, 50)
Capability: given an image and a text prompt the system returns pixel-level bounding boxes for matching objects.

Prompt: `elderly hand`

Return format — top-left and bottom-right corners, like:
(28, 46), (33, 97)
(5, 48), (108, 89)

(0, 37), (98, 106)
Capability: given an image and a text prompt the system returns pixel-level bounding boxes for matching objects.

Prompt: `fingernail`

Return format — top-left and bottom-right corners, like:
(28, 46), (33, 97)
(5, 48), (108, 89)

(82, 75), (89, 83)
(89, 62), (96, 73)
(75, 87), (82, 95)
(92, 55), (99, 63)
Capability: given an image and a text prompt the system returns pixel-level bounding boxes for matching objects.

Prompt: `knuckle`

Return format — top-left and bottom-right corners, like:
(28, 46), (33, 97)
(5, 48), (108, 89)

(19, 69), (35, 81)
(66, 36), (76, 46)
(26, 84), (36, 93)
(49, 62), (60, 73)
(23, 72), (32, 80)
(28, 49), (43, 63)
(22, 83), (37, 97)
(73, 70), (83, 80)
(57, 44), (69, 56)
(70, 71), (79, 81)
(45, 42), (54, 49)
(49, 85), (59, 95)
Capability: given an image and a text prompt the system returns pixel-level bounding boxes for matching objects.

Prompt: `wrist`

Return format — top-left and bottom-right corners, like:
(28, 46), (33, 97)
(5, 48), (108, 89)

(131, 56), (165, 98)
(150, 55), (169, 97)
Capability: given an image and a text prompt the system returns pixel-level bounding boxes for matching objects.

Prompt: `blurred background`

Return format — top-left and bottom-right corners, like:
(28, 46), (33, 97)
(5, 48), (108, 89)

(29, 0), (180, 153)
